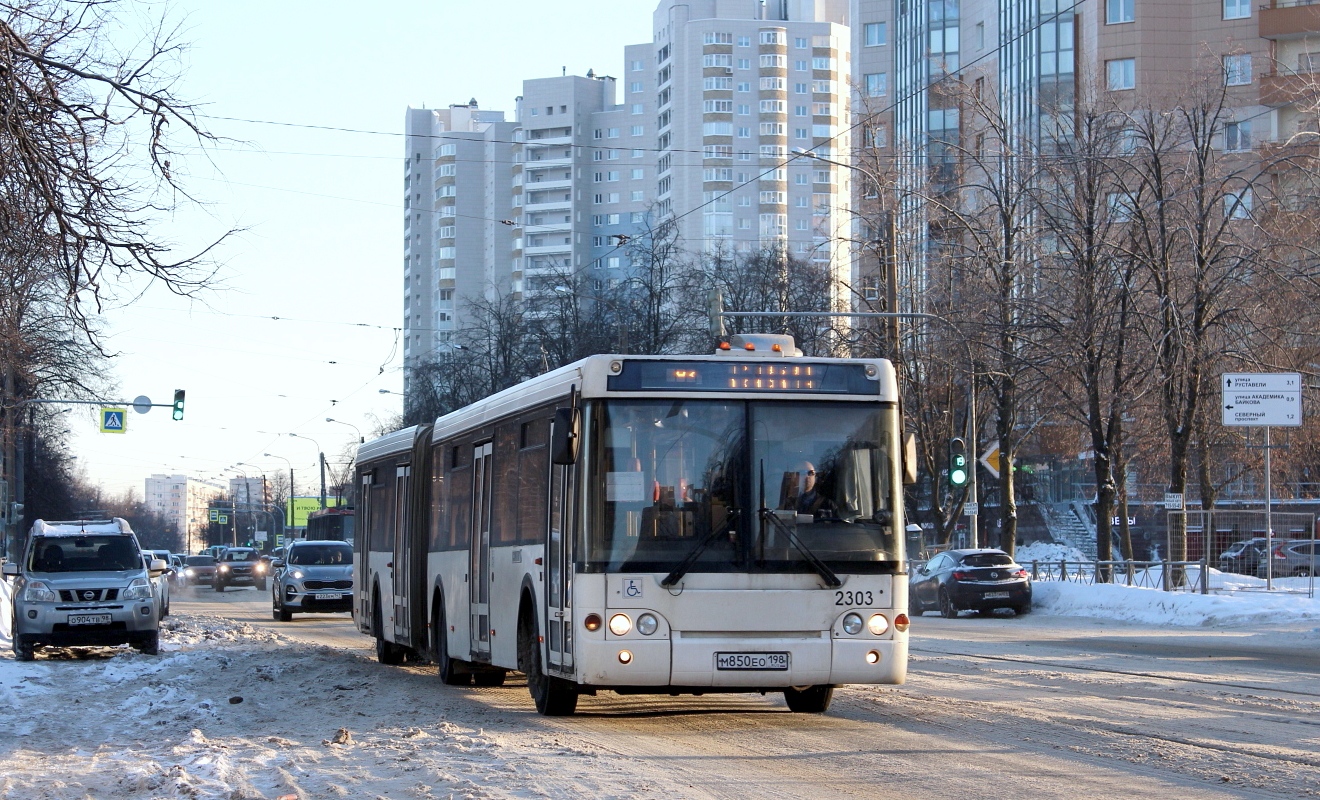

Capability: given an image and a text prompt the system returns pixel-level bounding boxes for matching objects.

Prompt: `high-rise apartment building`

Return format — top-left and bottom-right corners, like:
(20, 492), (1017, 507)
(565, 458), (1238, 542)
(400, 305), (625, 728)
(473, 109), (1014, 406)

(403, 0), (861, 374)
(144, 474), (224, 553)
(402, 102), (517, 378)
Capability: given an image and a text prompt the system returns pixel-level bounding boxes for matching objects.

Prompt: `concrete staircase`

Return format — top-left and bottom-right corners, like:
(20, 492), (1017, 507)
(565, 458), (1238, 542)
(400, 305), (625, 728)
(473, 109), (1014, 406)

(1044, 502), (1098, 559)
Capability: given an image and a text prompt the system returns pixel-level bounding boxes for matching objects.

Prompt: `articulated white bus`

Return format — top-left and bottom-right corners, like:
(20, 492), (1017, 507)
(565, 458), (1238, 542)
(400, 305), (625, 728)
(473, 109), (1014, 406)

(354, 334), (912, 715)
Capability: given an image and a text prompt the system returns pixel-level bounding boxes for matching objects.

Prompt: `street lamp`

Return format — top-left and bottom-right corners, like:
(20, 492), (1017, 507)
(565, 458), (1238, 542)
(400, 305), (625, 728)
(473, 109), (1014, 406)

(288, 432), (326, 510)
(326, 417), (364, 443)
(263, 453), (294, 530)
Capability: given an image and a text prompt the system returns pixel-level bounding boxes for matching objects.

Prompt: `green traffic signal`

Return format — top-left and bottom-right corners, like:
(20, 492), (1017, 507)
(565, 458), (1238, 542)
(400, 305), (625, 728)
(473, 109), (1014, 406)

(948, 437), (969, 487)
(172, 389), (185, 421)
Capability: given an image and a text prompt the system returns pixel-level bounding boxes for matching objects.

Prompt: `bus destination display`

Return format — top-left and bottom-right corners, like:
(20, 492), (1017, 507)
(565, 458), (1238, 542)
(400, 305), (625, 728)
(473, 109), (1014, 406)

(607, 361), (880, 395)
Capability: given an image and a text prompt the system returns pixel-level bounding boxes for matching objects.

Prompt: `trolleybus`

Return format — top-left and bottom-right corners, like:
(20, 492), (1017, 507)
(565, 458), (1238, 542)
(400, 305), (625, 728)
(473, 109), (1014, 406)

(354, 334), (913, 715)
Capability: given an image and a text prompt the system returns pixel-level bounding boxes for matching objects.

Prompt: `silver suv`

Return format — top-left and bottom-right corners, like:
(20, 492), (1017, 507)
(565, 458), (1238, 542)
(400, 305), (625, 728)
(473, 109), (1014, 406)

(3, 519), (163, 660)
(270, 540), (353, 621)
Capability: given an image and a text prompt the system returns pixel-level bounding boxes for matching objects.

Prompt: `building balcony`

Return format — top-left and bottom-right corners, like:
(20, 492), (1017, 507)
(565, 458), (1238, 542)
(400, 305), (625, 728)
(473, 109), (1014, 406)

(525, 135), (574, 147)
(1260, 0), (1320, 39)
(524, 177), (573, 191)
(524, 155), (573, 168)
(1259, 69), (1320, 105)
(524, 243), (574, 256)
(524, 199), (573, 212)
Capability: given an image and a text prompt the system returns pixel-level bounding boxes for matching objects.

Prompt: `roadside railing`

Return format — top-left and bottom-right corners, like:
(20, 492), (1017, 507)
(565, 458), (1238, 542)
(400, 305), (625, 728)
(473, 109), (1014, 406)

(1022, 559), (1211, 593)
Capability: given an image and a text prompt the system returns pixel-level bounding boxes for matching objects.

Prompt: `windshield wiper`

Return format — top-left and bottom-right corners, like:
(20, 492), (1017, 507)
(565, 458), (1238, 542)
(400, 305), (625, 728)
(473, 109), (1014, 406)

(758, 507), (842, 588)
(662, 510), (741, 587)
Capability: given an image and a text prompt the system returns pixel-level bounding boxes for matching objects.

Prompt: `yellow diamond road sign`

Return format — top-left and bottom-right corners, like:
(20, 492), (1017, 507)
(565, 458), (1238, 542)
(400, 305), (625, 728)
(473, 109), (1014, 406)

(100, 407), (127, 434)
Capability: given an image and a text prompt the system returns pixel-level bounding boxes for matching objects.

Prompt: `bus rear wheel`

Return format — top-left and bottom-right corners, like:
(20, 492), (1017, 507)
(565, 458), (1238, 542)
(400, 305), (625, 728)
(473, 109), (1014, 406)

(784, 685), (833, 713)
(518, 605), (577, 716)
(433, 597), (470, 686)
(373, 590), (406, 665)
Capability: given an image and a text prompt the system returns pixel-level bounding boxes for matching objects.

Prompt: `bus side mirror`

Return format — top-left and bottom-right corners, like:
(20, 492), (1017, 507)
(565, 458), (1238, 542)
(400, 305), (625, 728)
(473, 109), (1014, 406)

(902, 432), (918, 485)
(551, 407), (581, 465)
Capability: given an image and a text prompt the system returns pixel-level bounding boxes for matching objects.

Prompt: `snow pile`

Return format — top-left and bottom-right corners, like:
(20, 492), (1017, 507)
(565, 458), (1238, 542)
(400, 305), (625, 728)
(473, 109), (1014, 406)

(1016, 541), (1088, 563)
(1034, 579), (1320, 627)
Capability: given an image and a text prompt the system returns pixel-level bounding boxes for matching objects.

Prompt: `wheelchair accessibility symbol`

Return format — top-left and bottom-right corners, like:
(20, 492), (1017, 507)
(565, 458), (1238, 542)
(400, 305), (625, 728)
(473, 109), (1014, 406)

(623, 578), (643, 599)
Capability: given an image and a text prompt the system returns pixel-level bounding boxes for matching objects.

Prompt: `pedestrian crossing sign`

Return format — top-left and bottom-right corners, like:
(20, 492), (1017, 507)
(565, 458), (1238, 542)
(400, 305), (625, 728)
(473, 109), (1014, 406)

(100, 408), (127, 434)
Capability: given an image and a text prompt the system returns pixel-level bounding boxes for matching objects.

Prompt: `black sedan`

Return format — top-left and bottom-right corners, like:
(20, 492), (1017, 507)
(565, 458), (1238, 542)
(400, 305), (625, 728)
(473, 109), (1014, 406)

(910, 548), (1032, 617)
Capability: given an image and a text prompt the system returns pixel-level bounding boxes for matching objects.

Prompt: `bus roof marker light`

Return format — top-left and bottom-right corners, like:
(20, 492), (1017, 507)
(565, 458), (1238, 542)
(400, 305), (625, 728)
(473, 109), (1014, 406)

(719, 341), (732, 350)
(744, 342), (756, 351)
(772, 343), (782, 352)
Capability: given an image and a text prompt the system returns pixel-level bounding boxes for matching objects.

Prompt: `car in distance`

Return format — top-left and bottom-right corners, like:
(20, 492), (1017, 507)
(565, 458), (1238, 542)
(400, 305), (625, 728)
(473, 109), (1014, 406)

(3, 518), (162, 660)
(1257, 539), (1318, 578)
(1218, 537), (1267, 576)
(270, 540), (353, 621)
(178, 555), (217, 588)
(214, 547), (263, 591)
(141, 553), (172, 618)
(909, 548), (1032, 617)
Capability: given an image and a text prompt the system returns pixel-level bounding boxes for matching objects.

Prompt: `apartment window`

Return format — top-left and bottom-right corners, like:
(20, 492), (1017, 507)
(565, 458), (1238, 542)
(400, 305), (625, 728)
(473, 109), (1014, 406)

(976, 22), (985, 49)
(1224, 0), (1250, 19)
(704, 121), (734, 136)
(704, 31), (733, 44)
(704, 77), (733, 90)
(794, 37), (808, 49)
(761, 30), (786, 45)
(795, 105), (809, 116)
(530, 108), (538, 116)
(738, 103), (752, 114)
(1225, 189), (1253, 219)
(632, 149), (645, 157)
(760, 122), (785, 135)
(630, 190), (644, 202)
(812, 56), (835, 71)
(704, 53), (733, 68)
(760, 99), (785, 113)
(438, 247), (456, 260)
(593, 129), (603, 139)
(738, 218), (751, 229)
(632, 104), (645, 114)
(759, 54), (785, 68)
(630, 211), (645, 223)
(865, 73), (887, 97)
(631, 168), (645, 179)
(704, 99), (734, 112)
(761, 76), (786, 91)
(1106, 0), (1134, 24)
(738, 58), (752, 69)
(632, 60), (644, 71)
(438, 164), (456, 177)
(737, 81), (751, 92)
(631, 81), (644, 92)
(870, 124), (889, 148)
(1225, 121), (1252, 151)
(438, 144), (456, 157)
(759, 190), (785, 204)
(704, 168), (734, 181)
(738, 35), (752, 47)
(1107, 192), (1134, 221)
(1107, 58), (1135, 90)
(795, 60), (809, 71)
(737, 126), (752, 137)
(1224, 54), (1252, 86)
(794, 127), (809, 139)
(794, 82), (809, 94)
(608, 149), (619, 159)
(438, 226), (455, 239)
(813, 103), (834, 116)
(864, 22), (887, 46)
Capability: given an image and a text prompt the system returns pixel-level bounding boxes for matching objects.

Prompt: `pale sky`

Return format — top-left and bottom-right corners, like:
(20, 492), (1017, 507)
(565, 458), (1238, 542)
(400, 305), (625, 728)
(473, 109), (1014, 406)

(69, 1), (652, 496)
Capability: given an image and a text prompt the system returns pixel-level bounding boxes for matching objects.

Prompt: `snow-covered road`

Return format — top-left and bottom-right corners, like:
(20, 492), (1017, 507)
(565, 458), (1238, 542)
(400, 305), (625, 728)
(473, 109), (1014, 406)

(1, 587), (1318, 799)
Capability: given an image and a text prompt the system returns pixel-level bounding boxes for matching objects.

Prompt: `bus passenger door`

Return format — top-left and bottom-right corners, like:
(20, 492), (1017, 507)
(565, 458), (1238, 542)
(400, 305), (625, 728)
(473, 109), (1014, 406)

(393, 465), (412, 643)
(470, 442), (493, 659)
(546, 460), (575, 674)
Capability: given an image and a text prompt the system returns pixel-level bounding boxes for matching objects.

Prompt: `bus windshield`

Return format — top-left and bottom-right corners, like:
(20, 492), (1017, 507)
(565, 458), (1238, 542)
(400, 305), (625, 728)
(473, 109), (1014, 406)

(587, 399), (901, 575)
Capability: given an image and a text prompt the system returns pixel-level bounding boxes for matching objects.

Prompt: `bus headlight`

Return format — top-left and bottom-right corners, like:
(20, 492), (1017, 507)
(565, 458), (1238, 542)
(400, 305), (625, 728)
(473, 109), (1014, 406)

(868, 614), (889, 635)
(636, 613), (658, 635)
(842, 613), (864, 635)
(608, 613), (632, 636)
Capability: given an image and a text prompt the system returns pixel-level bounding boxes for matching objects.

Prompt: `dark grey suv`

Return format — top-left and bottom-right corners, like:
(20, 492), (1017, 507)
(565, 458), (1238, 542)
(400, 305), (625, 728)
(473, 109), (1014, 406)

(270, 540), (353, 621)
(214, 547), (263, 591)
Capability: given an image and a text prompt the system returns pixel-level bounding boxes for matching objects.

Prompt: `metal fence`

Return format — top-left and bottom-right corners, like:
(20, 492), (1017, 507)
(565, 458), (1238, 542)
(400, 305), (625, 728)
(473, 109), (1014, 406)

(1021, 559), (1212, 593)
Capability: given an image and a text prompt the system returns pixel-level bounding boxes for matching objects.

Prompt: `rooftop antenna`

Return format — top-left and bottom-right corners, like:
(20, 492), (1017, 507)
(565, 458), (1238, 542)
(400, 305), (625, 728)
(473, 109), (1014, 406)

(562, 66), (566, 76)
(587, 68), (595, 78)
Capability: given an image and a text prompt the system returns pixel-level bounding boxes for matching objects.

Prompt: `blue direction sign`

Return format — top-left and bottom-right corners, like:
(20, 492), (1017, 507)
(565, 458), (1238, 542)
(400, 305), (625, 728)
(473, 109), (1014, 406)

(99, 407), (128, 434)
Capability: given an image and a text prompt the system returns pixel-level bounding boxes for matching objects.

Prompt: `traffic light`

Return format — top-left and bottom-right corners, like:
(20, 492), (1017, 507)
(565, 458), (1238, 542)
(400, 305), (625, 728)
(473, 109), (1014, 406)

(707, 287), (726, 338)
(948, 437), (969, 488)
(172, 389), (186, 421)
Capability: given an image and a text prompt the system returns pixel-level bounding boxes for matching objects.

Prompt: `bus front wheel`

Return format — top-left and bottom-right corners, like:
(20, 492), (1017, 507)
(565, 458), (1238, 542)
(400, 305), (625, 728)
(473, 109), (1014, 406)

(518, 604), (577, 716)
(784, 685), (833, 713)
(373, 589), (406, 665)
